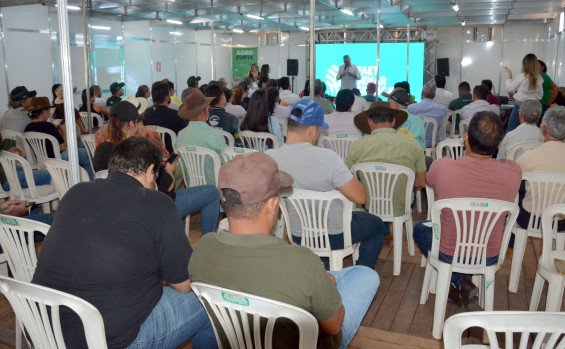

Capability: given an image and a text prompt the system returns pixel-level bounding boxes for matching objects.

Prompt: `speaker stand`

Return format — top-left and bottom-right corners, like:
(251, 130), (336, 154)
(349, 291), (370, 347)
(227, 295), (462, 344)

(291, 76), (295, 93)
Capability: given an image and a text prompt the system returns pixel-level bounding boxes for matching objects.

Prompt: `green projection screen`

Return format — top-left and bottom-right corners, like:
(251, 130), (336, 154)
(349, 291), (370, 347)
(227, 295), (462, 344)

(315, 43), (425, 100)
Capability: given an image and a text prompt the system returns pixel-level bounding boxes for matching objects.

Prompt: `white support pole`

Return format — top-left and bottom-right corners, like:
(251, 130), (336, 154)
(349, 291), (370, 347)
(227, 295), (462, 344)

(309, 0), (315, 99)
(56, 0), (80, 185)
(210, 0), (215, 80)
(82, 0), (92, 133)
(406, 19), (410, 82)
(376, 0), (381, 95)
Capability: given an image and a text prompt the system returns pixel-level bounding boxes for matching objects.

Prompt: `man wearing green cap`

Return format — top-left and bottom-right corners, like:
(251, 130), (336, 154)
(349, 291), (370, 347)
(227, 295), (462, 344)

(106, 82), (125, 107)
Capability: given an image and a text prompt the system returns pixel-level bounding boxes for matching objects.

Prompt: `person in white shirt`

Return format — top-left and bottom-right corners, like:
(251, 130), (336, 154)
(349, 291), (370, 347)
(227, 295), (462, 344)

(278, 77), (301, 107)
(432, 75), (453, 108)
(336, 55), (361, 90)
(460, 85), (500, 121)
(324, 89), (361, 136)
(91, 85), (106, 107)
(497, 99), (544, 160)
(504, 53), (544, 132)
(224, 88), (246, 120)
(350, 88), (369, 115)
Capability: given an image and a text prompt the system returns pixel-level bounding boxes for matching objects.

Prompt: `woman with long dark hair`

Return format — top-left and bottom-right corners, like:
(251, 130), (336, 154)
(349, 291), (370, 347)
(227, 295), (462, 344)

(79, 88), (109, 120)
(240, 89), (283, 147)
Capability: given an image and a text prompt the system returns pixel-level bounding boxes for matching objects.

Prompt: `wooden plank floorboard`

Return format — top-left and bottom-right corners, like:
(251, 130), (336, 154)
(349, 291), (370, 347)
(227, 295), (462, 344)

(390, 264), (423, 334)
(360, 259), (393, 327)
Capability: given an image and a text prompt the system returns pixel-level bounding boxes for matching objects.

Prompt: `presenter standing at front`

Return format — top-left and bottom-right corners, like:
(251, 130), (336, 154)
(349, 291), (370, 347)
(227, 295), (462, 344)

(337, 55), (361, 90)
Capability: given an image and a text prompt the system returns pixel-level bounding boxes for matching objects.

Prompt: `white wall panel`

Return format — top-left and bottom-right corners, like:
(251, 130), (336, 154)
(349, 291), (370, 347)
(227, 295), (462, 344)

(124, 40), (151, 95)
(0, 35), (8, 116)
(123, 20), (150, 39)
(2, 5), (49, 31)
(151, 42), (176, 84)
(176, 43), (198, 92)
(197, 45), (212, 83)
(460, 42), (502, 94)
(215, 46), (232, 82)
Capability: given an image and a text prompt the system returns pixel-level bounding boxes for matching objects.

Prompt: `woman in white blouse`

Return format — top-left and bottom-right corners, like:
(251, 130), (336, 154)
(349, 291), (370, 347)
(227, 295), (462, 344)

(504, 53), (543, 132)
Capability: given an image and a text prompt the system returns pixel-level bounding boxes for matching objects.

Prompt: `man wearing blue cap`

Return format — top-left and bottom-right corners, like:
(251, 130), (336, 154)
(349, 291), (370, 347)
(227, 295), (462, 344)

(266, 99), (389, 270)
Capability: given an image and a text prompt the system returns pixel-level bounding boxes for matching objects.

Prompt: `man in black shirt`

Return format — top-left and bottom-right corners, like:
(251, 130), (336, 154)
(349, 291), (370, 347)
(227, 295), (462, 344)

(32, 136), (216, 349)
(106, 82), (125, 107)
(204, 84), (239, 140)
(144, 81), (188, 153)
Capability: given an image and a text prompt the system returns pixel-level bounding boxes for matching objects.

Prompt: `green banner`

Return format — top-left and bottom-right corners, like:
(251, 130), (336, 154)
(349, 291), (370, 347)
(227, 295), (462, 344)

(232, 47), (257, 80)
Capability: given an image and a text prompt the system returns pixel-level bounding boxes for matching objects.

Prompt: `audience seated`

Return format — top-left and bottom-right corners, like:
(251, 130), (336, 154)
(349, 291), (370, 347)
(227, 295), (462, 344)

(0, 200), (54, 250)
(188, 151), (380, 349)
(1, 86), (36, 133)
(448, 81), (472, 111)
(460, 85), (500, 121)
(106, 82), (125, 107)
(25, 97), (94, 180)
(278, 76), (301, 106)
(240, 89), (284, 146)
(408, 83), (447, 148)
(164, 79), (182, 108)
(143, 81), (187, 153)
(432, 75), (453, 108)
(363, 82), (378, 103)
(303, 79), (335, 114)
(515, 106), (565, 229)
(350, 88), (369, 115)
(324, 89), (360, 136)
(267, 87), (291, 125)
(267, 99), (388, 269)
(91, 84), (107, 107)
(204, 84), (240, 141)
(79, 88), (109, 120)
(497, 99), (543, 159)
(481, 79), (501, 106)
(413, 111), (522, 308)
(388, 88), (426, 149)
(52, 85), (88, 135)
(224, 86), (246, 120)
(135, 84), (150, 100)
(32, 136), (217, 349)
(347, 106), (427, 217)
(382, 81), (416, 104)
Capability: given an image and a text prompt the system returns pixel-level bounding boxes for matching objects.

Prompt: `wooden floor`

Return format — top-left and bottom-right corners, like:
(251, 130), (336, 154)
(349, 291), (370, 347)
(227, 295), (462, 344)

(0, 206), (562, 349)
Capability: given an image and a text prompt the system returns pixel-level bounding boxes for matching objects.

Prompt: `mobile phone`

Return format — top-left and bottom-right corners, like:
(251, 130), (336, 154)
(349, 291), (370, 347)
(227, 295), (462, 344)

(25, 201), (35, 208)
(166, 153), (179, 164)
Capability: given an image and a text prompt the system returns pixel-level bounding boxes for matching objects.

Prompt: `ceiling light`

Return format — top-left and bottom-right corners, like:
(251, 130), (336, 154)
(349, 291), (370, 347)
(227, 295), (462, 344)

(452, 4), (459, 12)
(166, 19), (183, 25)
(560, 12), (564, 33)
(461, 21), (466, 26)
(67, 5), (81, 11)
(233, 28), (244, 33)
(461, 57), (472, 67)
(169, 32), (182, 36)
(245, 14), (264, 20)
(91, 26), (111, 30)
(116, 36), (123, 40)
(341, 9), (354, 16)
(300, 26), (310, 31)
(378, 24), (384, 29)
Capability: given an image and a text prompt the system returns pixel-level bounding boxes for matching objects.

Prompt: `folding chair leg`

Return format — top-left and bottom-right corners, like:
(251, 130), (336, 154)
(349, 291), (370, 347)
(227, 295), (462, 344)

(41, 202), (50, 214)
(432, 265), (451, 339)
(392, 219), (403, 276)
(405, 219), (414, 256)
(545, 276), (565, 312)
(509, 231), (528, 293)
(484, 271), (495, 311)
(15, 320), (22, 349)
(416, 190), (422, 213)
(529, 272), (544, 311)
(420, 262), (432, 304)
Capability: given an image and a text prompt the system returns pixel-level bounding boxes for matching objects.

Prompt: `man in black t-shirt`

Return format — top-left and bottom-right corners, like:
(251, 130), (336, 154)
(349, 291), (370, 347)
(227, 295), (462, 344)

(204, 84), (240, 140)
(32, 136), (216, 349)
(106, 82), (125, 107)
(143, 81), (187, 153)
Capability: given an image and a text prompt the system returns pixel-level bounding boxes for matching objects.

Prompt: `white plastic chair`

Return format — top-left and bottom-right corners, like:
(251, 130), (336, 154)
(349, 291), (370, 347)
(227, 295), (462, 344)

(94, 170), (109, 179)
(239, 130), (280, 151)
(146, 125), (177, 152)
(436, 138), (465, 160)
(279, 188), (359, 271)
(79, 111), (103, 130)
(221, 147), (258, 163)
(1, 129), (38, 170)
(191, 282), (318, 349)
(218, 130), (235, 147)
(81, 134), (96, 172)
(350, 162), (415, 276)
(509, 172), (565, 293)
(443, 311), (565, 348)
(0, 151), (57, 213)
(506, 140), (542, 161)
(317, 133), (362, 161)
(530, 204), (565, 312)
(278, 119), (288, 138)
(0, 275), (108, 349)
(24, 131), (62, 170)
(420, 116), (438, 159)
(44, 159), (90, 200)
(441, 110), (451, 140)
(420, 198), (519, 339)
(448, 109), (462, 139)
(459, 119), (470, 137)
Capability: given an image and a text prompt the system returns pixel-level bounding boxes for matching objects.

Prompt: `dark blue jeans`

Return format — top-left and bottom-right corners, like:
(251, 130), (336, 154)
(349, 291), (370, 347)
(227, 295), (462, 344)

(413, 221), (498, 291)
(507, 103), (521, 132)
(174, 185), (220, 235)
(292, 211), (388, 269)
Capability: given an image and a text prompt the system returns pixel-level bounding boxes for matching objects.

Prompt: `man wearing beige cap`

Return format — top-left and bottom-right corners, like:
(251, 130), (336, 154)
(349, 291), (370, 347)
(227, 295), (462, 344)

(189, 152), (380, 349)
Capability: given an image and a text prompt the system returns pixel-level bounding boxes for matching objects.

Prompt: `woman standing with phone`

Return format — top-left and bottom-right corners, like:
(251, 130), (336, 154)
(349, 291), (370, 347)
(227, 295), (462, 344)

(504, 53), (543, 132)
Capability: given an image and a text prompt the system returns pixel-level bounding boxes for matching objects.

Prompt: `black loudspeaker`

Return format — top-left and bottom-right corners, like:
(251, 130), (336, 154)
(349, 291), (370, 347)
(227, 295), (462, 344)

(287, 59), (299, 76)
(437, 58), (450, 77)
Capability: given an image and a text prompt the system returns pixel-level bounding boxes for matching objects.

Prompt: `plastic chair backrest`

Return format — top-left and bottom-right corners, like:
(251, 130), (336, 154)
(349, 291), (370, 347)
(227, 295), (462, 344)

(239, 130), (280, 151)
(449, 110), (461, 137)
(94, 170), (108, 179)
(506, 140), (542, 161)
(0, 151), (41, 200)
(442, 111), (452, 139)
(436, 138), (465, 159)
(1, 129), (38, 169)
(317, 133), (362, 160)
(175, 145), (221, 187)
(443, 311), (565, 348)
(221, 147), (258, 162)
(420, 116), (438, 149)
(218, 130), (235, 147)
(522, 172), (565, 236)
(79, 111), (103, 130)
(459, 119), (470, 137)
(278, 119), (288, 138)
(540, 204), (565, 271)
(279, 188), (353, 255)
(24, 131), (62, 169)
(350, 162), (415, 220)
(0, 275), (108, 349)
(430, 198), (519, 271)
(191, 282), (318, 349)
(0, 215), (49, 282)
(146, 125), (177, 152)
(81, 134), (96, 171)
(44, 159), (89, 200)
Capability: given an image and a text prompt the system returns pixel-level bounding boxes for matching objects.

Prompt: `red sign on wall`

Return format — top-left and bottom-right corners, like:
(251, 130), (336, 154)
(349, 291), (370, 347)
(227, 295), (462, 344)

(156, 61), (161, 72)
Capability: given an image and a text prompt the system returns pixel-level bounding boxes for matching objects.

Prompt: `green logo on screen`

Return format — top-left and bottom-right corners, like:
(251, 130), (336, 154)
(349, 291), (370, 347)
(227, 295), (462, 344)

(1, 217), (18, 226)
(222, 292), (249, 306)
(337, 134), (348, 138)
(234, 149), (245, 154)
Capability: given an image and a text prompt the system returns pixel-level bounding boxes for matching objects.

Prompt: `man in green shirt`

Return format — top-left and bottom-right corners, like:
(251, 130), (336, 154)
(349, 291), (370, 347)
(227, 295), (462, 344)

(448, 81), (473, 111)
(189, 152), (380, 349)
(303, 79), (335, 114)
(106, 82), (125, 107)
(348, 106), (427, 216)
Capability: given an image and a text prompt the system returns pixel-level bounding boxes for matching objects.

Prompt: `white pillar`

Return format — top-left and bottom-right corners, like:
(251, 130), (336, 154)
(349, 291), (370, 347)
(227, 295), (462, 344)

(309, 0), (315, 99)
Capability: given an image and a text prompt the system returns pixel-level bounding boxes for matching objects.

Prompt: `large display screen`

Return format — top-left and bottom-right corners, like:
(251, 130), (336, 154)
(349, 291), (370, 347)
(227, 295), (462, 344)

(315, 43), (425, 100)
